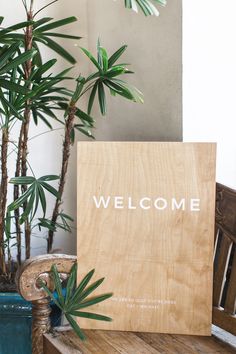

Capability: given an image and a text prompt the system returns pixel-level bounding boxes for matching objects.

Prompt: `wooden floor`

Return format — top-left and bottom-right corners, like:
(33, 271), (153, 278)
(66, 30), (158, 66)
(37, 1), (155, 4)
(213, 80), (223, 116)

(44, 329), (236, 354)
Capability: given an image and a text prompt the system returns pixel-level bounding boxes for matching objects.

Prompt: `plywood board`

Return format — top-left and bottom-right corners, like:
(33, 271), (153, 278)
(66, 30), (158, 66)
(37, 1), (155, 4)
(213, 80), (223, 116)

(77, 142), (216, 335)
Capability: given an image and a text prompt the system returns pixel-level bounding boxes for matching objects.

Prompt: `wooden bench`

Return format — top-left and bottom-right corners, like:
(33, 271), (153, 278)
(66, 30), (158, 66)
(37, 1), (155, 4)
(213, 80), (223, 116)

(43, 328), (236, 354)
(16, 183), (236, 354)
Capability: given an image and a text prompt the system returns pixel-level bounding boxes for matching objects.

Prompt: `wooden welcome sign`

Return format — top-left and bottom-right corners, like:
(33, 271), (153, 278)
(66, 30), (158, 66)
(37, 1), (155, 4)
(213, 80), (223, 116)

(77, 142), (216, 335)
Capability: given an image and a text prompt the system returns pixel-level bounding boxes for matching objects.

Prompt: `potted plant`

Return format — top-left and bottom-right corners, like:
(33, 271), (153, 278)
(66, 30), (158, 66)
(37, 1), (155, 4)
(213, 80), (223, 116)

(0, 0), (166, 352)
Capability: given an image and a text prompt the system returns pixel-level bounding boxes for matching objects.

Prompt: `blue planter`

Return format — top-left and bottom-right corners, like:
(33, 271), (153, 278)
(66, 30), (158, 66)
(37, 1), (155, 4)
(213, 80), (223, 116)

(0, 292), (62, 354)
(0, 293), (32, 354)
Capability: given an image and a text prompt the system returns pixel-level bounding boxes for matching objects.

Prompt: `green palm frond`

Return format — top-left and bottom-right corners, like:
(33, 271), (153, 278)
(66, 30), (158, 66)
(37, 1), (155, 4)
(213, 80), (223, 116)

(0, 17), (81, 64)
(8, 175), (60, 223)
(80, 40), (143, 116)
(124, 0), (166, 16)
(40, 264), (113, 341)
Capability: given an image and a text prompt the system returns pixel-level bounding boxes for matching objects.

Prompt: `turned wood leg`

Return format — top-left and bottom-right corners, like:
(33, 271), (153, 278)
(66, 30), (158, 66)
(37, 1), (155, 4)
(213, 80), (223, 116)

(32, 298), (51, 354)
(16, 254), (77, 354)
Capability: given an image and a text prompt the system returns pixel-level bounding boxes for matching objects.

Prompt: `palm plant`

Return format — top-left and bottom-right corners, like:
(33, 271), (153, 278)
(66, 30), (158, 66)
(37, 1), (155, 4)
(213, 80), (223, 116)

(0, 0), (166, 284)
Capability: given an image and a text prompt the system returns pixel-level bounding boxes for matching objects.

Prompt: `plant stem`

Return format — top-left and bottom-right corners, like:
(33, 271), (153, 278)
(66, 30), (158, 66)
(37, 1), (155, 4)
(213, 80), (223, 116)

(14, 8), (34, 260)
(34, 0), (59, 18)
(47, 103), (77, 252)
(7, 237), (12, 279)
(22, 0), (27, 12)
(22, 107), (32, 260)
(30, 0), (34, 12)
(14, 126), (23, 266)
(0, 128), (9, 275)
(23, 8), (34, 260)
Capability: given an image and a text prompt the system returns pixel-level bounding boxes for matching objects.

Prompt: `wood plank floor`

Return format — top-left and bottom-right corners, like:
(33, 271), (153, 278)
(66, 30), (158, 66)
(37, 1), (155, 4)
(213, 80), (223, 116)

(44, 329), (236, 354)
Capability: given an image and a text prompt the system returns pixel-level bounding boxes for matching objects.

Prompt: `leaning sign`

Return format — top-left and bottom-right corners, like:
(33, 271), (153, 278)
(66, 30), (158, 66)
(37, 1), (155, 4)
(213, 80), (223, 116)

(77, 142), (216, 335)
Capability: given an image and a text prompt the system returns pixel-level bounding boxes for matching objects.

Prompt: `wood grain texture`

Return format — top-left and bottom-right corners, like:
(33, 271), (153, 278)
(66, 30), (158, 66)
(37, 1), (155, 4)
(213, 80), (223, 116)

(77, 142), (216, 335)
(213, 307), (236, 337)
(213, 183), (236, 335)
(16, 254), (77, 301)
(213, 235), (232, 306)
(224, 249), (236, 314)
(32, 298), (51, 354)
(43, 329), (236, 354)
(215, 183), (236, 244)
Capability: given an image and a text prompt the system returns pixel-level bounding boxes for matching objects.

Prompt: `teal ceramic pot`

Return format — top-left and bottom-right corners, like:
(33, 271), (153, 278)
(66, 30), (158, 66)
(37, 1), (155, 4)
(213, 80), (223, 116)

(0, 292), (62, 354)
(0, 293), (32, 354)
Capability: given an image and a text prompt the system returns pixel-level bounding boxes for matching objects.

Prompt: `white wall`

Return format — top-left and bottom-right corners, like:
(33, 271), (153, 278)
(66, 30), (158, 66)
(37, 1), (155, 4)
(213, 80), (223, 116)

(183, 0), (236, 189)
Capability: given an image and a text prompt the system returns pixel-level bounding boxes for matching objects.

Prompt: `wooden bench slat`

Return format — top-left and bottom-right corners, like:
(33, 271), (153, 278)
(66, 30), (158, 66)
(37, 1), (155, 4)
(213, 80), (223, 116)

(138, 332), (236, 354)
(136, 332), (203, 354)
(216, 225), (236, 244)
(212, 307), (236, 337)
(44, 331), (119, 354)
(224, 248), (236, 315)
(216, 183), (236, 245)
(93, 330), (161, 354)
(43, 334), (76, 354)
(83, 330), (122, 354)
(44, 330), (161, 354)
(170, 333), (236, 354)
(214, 228), (220, 258)
(44, 330), (236, 354)
(213, 234), (232, 306)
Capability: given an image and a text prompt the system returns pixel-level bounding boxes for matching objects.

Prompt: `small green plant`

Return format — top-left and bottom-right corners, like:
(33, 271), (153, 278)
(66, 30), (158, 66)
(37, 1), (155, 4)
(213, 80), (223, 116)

(40, 263), (113, 340)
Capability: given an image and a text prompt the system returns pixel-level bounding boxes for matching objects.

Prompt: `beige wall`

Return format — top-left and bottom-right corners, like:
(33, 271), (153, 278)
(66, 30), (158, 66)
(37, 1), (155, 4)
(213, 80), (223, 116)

(85, 0), (182, 141)
(1, 0), (182, 255)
